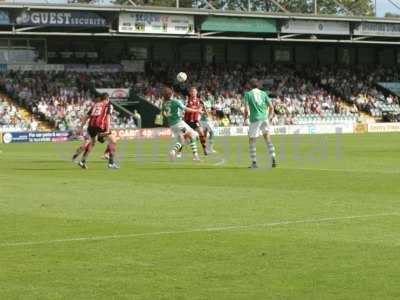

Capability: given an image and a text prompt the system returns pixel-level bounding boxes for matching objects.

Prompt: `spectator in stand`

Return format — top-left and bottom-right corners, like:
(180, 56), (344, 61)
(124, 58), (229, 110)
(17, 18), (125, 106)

(350, 103), (359, 115)
(133, 110), (142, 128)
(29, 117), (38, 131)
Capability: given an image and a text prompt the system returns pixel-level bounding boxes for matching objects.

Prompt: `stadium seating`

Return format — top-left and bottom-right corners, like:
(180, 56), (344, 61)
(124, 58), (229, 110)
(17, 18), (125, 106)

(0, 71), (137, 131)
(310, 65), (400, 118)
(0, 94), (41, 132)
(0, 64), (398, 131)
(139, 63), (361, 126)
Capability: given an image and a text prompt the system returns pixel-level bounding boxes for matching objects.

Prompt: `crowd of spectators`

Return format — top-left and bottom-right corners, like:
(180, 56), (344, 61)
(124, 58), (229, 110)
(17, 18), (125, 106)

(0, 96), (38, 132)
(138, 63), (358, 126)
(0, 64), (398, 131)
(0, 71), (137, 131)
(311, 65), (400, 115)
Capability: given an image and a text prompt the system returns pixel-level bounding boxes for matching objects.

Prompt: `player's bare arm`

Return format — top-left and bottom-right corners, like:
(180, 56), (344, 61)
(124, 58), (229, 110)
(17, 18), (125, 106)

(201, 101), (209, 116)
(268, 102), (274, 122)
(79, 115), (90, 130)
(244, 104), (249, 125)
(185, 106), (202, 114)
(102, 114), (112, 135)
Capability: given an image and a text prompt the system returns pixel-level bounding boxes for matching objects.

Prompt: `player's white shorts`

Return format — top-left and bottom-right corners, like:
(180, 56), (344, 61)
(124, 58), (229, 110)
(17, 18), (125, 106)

(171, 121), (198, 141)
(248, 120), (270, 138)
(200, 120), (214, 132)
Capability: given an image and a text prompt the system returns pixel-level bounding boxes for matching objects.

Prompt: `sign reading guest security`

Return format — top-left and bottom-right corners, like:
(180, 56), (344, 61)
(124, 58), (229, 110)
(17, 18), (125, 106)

(16, 11), (108, 27)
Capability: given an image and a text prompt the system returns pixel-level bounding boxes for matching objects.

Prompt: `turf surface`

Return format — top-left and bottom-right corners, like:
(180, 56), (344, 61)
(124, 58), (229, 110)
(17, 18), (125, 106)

(0, 133), (399, 299)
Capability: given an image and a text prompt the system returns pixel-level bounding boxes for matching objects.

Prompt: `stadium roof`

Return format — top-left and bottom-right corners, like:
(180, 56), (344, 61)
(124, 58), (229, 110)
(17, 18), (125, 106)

(2, 2), (400, 24)
(1, 3), (400, 44)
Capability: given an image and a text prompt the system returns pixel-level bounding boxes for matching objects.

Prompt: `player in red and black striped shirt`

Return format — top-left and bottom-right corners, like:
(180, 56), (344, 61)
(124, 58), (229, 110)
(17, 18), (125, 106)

(184, 87), (208, 155)
(72, 93), (119, 170)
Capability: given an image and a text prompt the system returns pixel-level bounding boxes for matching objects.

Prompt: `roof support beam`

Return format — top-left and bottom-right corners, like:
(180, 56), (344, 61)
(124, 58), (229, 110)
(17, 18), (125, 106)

(1, 30), (400, 45)
(128, 0), (137, 7)
(352, 36), (369, 41)
(333, 0), (354, 15)
(15, 26), (45, 32)
(267, 0), (290, 13)
(280, 33), (302, 39)
(203, 0), (217, 10)
(201, 31), (220, 36)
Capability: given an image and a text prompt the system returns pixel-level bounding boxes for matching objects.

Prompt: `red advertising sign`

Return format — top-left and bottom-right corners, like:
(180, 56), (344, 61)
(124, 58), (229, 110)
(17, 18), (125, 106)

(112, 128), (172, 140)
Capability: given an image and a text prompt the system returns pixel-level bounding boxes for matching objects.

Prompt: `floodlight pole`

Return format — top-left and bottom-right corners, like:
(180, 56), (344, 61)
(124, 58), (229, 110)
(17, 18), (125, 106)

(314, 0), (318, 15)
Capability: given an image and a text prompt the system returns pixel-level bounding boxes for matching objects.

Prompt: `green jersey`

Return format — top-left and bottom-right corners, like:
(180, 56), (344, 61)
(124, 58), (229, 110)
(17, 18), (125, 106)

(244, 88), (271, 123)
(162, 99), (186, 126)
(201, 99), (212, 122)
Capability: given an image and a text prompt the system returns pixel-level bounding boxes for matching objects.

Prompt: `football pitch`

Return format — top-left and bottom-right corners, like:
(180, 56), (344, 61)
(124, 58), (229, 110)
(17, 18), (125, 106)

(0, 133), (399, 299)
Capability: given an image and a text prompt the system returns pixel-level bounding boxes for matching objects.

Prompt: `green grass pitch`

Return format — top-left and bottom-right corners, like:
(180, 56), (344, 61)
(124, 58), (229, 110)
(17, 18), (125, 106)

(0, 133), (399, 299)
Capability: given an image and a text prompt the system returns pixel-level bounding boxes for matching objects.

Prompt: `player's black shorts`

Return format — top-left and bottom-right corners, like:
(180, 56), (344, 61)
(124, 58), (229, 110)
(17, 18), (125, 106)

(187, 122), (201, 130)
(87, 126), (107, 143)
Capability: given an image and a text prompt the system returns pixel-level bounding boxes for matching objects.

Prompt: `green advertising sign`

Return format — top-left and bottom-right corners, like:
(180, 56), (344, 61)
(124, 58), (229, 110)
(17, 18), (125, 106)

(201, 16), (276, 33)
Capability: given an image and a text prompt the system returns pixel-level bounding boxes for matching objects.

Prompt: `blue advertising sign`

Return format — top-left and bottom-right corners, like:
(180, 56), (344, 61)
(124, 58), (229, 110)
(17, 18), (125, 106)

(2, 132), (70, 144)
(2, 132), (29, 144)
(28, 131), (70, 143)
(16, 11), (108, 27)
(0, 11), (10, 25)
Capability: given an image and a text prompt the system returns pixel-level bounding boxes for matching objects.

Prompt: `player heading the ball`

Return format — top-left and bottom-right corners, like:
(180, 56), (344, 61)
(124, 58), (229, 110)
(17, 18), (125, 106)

(161, 87), (202, 162)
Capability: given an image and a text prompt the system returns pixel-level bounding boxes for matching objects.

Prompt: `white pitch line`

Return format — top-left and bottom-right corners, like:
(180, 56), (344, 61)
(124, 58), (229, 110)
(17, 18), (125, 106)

(281, 167), (400, 175)
(0, 212), (397, 248)
(213, 158), (226, 166)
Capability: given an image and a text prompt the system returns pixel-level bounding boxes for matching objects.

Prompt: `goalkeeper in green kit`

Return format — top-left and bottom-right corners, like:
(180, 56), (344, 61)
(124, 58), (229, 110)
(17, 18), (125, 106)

(244, 78), (277, 169)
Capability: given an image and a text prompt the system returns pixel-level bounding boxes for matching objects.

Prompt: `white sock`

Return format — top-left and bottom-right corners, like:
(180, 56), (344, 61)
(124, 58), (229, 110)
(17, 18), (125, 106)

(249, 142), (257, 163)
(266, 141), (276, 159)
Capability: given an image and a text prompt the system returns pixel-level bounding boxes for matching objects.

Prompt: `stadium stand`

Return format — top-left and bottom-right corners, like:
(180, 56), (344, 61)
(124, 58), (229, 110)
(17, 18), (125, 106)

(309, 65), (400, 118)
(0, 64), (398, 130)
(0, 71), (137, 131)
(0, 93), (45, 132)
(138, 63), (361, 126)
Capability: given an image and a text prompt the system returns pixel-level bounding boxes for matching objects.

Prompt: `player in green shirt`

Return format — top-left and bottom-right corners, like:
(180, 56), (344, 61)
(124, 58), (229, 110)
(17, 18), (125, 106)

(244, 78), (277, 169)
(161, 87), (202, 161)
(200, 98), (216, 153)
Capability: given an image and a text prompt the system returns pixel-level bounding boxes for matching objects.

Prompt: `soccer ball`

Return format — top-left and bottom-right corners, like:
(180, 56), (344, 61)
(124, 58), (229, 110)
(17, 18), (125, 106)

(177, 72), (187, 83)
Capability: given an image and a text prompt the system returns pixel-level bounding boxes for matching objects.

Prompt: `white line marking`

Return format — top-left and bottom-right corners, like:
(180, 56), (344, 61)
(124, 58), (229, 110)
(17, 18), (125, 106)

(281, 167), (400, 175)
(213, 158), (226, 166)
(0, 213), (396, 248)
